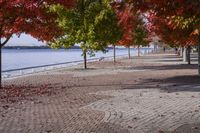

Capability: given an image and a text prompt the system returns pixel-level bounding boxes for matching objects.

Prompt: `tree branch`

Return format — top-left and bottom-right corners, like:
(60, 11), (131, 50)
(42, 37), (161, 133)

(1, 36), (12, 48)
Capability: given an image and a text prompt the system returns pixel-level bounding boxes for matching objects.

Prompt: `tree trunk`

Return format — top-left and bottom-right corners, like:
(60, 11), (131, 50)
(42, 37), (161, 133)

(137, 45), (140, 57)
(128, 46), (131, 59)
(183, 47), (187, 62)
(180, 47), (183, 57)
(113, 45), (116, 63)
(154, 43), (157, 52)
(83, 49), (87, 69)
(198, 36), (200, 76)
(81, 0), (87, 69)
(0, 36), (11, 48)
(178, 47), (181, 56)
(163, 47), (166, 53)
(0, 43), (2, 87)
(187, 46), (191, 65)
(0, 30), (11, 85)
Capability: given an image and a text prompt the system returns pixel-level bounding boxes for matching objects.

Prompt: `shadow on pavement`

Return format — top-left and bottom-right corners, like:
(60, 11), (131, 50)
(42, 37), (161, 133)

(134, 64), (198, 71)
(135, 75), (200, 92)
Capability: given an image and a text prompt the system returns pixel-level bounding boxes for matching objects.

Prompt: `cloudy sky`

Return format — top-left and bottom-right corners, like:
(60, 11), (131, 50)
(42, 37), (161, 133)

(6, 34), (46, 46)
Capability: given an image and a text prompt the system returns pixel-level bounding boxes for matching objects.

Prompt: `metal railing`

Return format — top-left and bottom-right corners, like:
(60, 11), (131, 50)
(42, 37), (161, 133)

(2, 54), (126, 79)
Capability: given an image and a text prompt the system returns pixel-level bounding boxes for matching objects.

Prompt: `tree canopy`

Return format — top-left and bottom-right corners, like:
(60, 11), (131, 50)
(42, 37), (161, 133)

(0, 0), (75, 47)
(49, 0), (122, 68)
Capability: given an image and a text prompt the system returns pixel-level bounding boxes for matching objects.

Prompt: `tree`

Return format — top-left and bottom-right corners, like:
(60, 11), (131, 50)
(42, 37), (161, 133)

(112, 0), (200, 71)
(49, 0), (122, 69)
(0, 0), (74, 82)
(112, 2), (135, 46)
(113, 0), (200, 74)
(133, 16), (149, 56)
(112, 1), (150, 58)
(147, 11), (194, 64)
(0, 0), (75, 47)
(143, 0), (200, 74)
(111, 1), (135, 61)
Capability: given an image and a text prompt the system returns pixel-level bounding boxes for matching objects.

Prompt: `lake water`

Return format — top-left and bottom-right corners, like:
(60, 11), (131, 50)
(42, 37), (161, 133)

(2, 48), (152, 72)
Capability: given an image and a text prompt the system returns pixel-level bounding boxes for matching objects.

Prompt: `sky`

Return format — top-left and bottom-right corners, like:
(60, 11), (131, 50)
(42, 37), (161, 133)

(6, 34), (156, 48)
(6, 34), (46, 46)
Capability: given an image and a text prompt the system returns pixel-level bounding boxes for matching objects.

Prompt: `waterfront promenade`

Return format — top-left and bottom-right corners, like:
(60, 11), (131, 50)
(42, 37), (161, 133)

(1, 52), (200, 133)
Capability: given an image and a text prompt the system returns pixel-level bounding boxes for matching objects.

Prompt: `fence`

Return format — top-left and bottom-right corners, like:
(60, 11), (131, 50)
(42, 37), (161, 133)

(2, 55), (125, 79)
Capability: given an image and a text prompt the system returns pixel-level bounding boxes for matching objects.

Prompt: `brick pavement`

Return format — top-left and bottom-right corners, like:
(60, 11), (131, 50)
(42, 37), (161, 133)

(1, 53), (200, 133)
(83, 88), (200, 133)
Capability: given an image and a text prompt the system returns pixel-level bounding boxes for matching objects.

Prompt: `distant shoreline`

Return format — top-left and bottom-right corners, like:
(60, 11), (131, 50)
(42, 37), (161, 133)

(2, 46), (81, 49)
(3, 46), (151, 50)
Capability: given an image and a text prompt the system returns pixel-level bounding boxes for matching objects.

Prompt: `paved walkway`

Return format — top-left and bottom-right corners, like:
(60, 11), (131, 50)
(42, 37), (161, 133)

(1, 53), (200, 133)
(84, 88), (200, 132)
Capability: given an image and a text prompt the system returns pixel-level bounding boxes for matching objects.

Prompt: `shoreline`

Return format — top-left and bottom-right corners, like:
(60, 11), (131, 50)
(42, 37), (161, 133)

(1, 54), (126, 80)
(2, 50), (151, 80)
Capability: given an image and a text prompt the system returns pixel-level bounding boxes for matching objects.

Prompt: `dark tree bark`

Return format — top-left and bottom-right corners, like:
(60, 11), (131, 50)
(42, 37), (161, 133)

(0, 36), (11, 48)
(83, 49), (87, 69)
(0, 43), (2, 87)
(113, 45), (116, 63)
(186, 46), (191, 65)
(198, 36), (200, 76)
